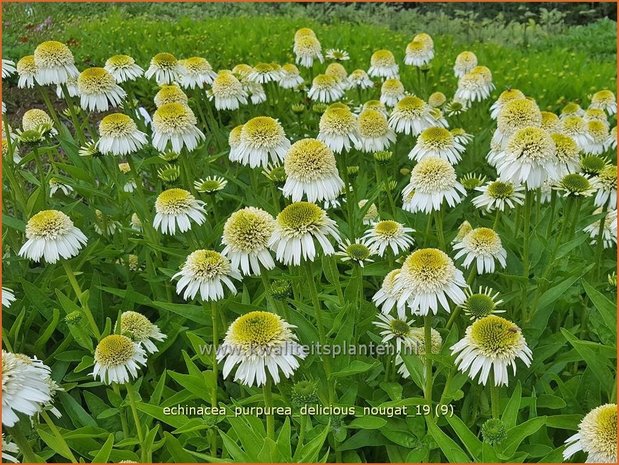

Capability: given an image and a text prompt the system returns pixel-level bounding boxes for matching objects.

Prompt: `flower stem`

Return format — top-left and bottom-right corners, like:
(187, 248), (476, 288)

(7, 424), (38, 463)
(61, 261), (101, 338)
(125, 383), (146, 462)
(263, 378), (275, 440)
(40, 411), (78, 462)
(490, 381), (500, 418)
(112, 383), (130, 438)
(423, 315), (433, 410)
(208, 300), (220, 455)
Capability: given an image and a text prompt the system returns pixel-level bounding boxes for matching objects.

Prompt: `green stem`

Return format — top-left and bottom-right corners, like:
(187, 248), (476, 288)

(7, 424), (38, 463)
(61, 261), (101, 338)
(594, 203), (610, 278)
(263, 378), (275, 440)
(40, 411), (78, 462)
(125, 384), (145, 461)
(59, 84), (86, 144)
(434, 210), (445, 249)
(329, 255), (345, 306)
(38, 85), (61, 127)
(490, 381), (500, 418)
(423, 315), (433, 410)
(112, 384), (130, 438)
(209, 300), (219, 455)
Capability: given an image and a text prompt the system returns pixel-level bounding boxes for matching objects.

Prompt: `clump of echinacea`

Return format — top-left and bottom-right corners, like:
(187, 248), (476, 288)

(453, 51), (477, 78)
(495, 126), (559, 189)
(594, 164), (617, 209)
(368, 49), (399, 79)
(104, 54), (144, 83)
(92, 335), (147, 385)
(293, 34), (324, 68)
(217, 311), (307, 387)
(222, 207), (276, 276)
(402, 157), (466, 214)
(489, 88), (526, 120)
(269, 201), (340, 266)
(153, 188), (206, 235)
(2, 350), (54, 427)
(154, 84), (188, 107)
(232, 116), (290, 168)
(404, 39), (433, 67)
(380, 78), (405, 107)
(16, 55), (37, 88)
(409, 126), (466, 164)
(362, 220), (415, 257)
(210, 70), (249, 110)
(563, 403), (617, 463)
(278, 63), (304, 89)
(356, 108), (396, 153)
(177, 56), (217, 88)
(18, 210), (87, 263)
(589, 89), (617, 115)
(453, 227), (507, 274)
(583, 208), (617, 249)
(393, 248), (466, 315)
(144, 52), (180, 85)
(152, 103), (205, 153)
(317, 104), (360, 153)
(283, 138), (344, 203)
(121, 311), (167, 354)
(97, 113), (147, 156)
(472, 179), (525, 212)
(33, 40), (79, 85)
(173, 249), (241, 301)
(458, 286), (505, 321)
(308, 74), (344, 103)
(388, 95), (436, 136)
(451, 315), (532, 386)
(493, 98), (542, 147)
(77, 67), (126, 112)
(455, 66), (495, 103)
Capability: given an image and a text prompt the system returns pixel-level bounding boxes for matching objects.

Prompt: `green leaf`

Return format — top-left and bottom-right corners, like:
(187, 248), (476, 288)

(162, 432), (195, 462)
(329, 360), (379, 378)
(91, 433), (114, 463)
(501, 381), (522, 428)
(36, 426), (76, 461)
(583, 280), (616, 334)
(561, 328), (613, 391)
(426, 418), (470, 462)
(445, 415), (482, 461)
(502, 416), (547, 457)
(348, 416), (387, 429)
(546, 414), (582, 430)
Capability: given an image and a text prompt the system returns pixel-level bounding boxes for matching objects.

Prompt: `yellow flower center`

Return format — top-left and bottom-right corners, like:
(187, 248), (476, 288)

(34, 40), (73, 67)
(151, 52), (177, 69)
(463, 228), (502, 254)
(325, 63), (347, 80)
(418, 127), (454, 148)
(22, 109), (53, 131)
(394, 95), (427, 116)
(185, 250), (230, 279)
(242, 117), (284, 147)
(223, 207), (275, 252)
(371, 50), (396, 66)
(312, 74), (339, 89)
(374, 220), (400, 237)
(26, 210), (73, 239)
(228, 311), (286, 347)
(95, 335), (136, 366)
(17, 55), (37, 74)
(121, 311), (154, 340)
(278, 202), (325, 231)
(358, 109), (389, 137)
(487, 181), (515, 198)
(153, 103), (196, 133)
(99, 113), (137, 137)
(403, 248), (451, 281)
(155, 188), (194, 213)
(470, 315), (522, 357)
(155, 85), (188, 106)
(106, 55), (135, 68)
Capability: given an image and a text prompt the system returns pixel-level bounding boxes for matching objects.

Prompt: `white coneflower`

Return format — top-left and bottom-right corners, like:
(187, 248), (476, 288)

(363, 220), (414, 257)
(232, 63), (254, 80)
(552, 132), (581, 176)
(428, 92), (447, 108)
(269, 202), (340, 266)
(348, 69), (374, 89)
(359, 199), (379, 225)
(2, 435), (19, 463)
(584, 209), (617, 249)
(396, 327), (442, 379)
(404, 39), (433, 67)
(561, 115), (593, 150)
(2, 288), (15, 308)
(77, 67), (126, 112)
(144, 52), (179, 85)
(49, 177), (74, 196)
(217, 311), (306, 387)
(33, 40), (79, 85)
(489, 88), (526, 120)
(325, 62), (348, 86)
(153, 188), (206, 235)
(541, 111), (561, 132)
(317, 105), (360, 153)
(244, 80), (267, 105)
(222, 207), (276, 276)
(97, 113), (147, 156)
(308, 74), (344, 103)
(374, 313), (417, 352)
(335, 238), (374, 267)
(380, 78), (405, 107)
(2, 58), (16, 78)
(472, 180), (525, 212)
(152, 103), (205, 153)
(228, 124), (244, 162)
(22, 108), (56, 134)
(495, 127), (559, 189)
(18, 210), (87, 263)
(294, 27), (317, 40)
(409, 127), (466, 164)
(402, 157), (466, 214)
(493, 98), (542, 147)
(194, 176), (228, 194)
(368, 50), (399, 79)
(373, 269), (407, 317)
(177, 56), (216, 88)
(278, 63), (304, 89)
(360, 99), (388, 116)
(93, 209), (120, 236)
(173, 249), (241, 301)
(453, 227), (507, 274)
(130, 213), (143, 232)
(293, 35), (324, 68)
(445, 99), (469, 117)
(451, 315), (532, 386)
(561, 102), (585, 119)
(594, 165), (617, 209)
(458, 287), (505, 321)
(453, 51), (477, 78)
(121, 311), (167, 354)
(590, 90), (617, 115)
(55, 75), (79, 99)
(16, 55), (37, 88)
(584, 119), (610, 155)
(247, 62), (280, 84)
(563, 403), (617, 463)
(234, 116), (290, 168)
(393, 248), (467, 315)
(389, 95), (435, 136)
(283, 138), (344, 203)
(92, 335), (147, 385)
(104, 54), (144, 83)
(2, 351), (53, 427)
(356, 108), (396, 152)
(211, 70), (248, 110)
(455, 66), (495, 103)
(554, 173), (598, 198)
(154, 84), (188, 107)
(605, 126), (617, 151)
(118, 163), (136, 192)
(584, 108), (608, 123)
(326, 48), (350, 61)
